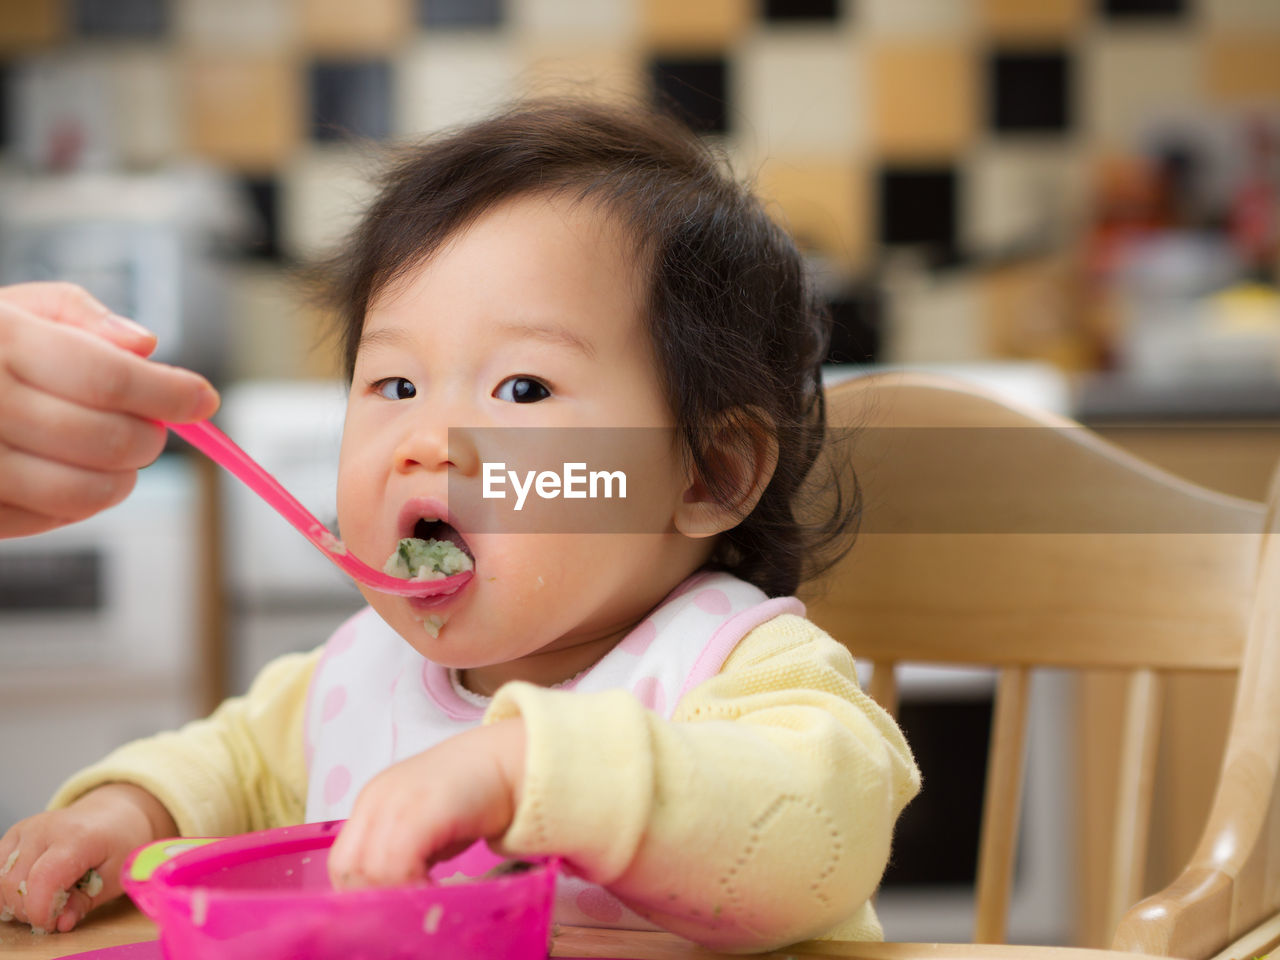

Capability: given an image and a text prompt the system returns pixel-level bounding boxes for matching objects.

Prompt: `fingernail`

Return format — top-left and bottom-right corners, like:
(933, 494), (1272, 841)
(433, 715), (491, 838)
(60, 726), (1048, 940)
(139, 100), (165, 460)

(194, 385), (220, 418)
(104, 313), (153, 338)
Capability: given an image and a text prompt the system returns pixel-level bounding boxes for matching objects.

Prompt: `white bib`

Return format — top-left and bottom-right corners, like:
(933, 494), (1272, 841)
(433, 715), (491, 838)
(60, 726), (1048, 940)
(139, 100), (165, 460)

(304, 569), (804, 928)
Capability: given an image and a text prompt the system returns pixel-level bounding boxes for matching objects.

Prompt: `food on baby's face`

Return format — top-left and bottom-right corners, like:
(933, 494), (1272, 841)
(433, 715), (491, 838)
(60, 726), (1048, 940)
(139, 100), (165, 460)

(422, 614), (445, 638)
(384, 537), (473, 581)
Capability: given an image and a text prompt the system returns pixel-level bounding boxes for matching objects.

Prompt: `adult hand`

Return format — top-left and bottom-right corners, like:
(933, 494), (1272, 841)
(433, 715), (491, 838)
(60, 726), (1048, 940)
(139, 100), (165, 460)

(0, 282), (219, 538)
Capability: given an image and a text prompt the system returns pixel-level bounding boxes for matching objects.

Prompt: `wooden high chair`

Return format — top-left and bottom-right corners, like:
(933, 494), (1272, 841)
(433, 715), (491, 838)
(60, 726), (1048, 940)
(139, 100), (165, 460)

(807, 372), (1278, 958)
(551, 371), (1280, 960)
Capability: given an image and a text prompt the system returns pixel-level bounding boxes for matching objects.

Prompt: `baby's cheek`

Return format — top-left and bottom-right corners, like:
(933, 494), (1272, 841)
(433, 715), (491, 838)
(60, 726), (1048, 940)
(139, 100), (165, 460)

(472, 573), (549, 631)
(365, 594), (420, 644)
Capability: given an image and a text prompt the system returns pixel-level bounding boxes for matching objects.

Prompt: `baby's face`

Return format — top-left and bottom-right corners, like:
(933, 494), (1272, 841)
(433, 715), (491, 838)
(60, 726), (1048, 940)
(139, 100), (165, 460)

(337, 193), (712, 692)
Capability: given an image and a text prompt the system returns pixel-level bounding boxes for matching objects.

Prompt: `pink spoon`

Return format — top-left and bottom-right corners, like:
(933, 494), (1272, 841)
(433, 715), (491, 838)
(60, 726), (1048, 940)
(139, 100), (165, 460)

(163, 420), (472, 598)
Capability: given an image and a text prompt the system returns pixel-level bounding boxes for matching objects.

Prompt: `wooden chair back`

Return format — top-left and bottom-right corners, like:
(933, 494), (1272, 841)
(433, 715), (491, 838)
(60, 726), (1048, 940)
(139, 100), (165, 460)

(800, 372), (1274, 955)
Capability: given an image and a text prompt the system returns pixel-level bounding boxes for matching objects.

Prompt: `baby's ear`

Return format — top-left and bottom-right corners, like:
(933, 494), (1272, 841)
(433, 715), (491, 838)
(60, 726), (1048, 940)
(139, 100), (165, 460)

(674, 406), (779, 539)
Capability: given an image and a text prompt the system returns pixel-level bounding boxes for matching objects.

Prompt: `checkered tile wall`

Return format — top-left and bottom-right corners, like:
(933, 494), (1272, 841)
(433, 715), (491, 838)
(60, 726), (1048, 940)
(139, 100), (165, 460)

(1, 0), (1277, 373)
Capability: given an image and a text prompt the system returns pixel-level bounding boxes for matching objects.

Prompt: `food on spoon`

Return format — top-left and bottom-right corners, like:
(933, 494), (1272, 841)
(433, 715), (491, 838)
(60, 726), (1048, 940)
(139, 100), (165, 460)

(384, 537), (473, 581)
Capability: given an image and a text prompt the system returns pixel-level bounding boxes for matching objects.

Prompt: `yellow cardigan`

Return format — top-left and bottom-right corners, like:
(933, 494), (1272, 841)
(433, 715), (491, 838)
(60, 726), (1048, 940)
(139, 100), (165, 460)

(51, 613), (919, 952)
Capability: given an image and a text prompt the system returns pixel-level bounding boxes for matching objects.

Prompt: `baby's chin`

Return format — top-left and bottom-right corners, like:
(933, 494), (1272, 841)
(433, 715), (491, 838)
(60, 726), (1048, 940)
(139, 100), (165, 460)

(380, 606), (488, 663)
(397, 628), (520, 674)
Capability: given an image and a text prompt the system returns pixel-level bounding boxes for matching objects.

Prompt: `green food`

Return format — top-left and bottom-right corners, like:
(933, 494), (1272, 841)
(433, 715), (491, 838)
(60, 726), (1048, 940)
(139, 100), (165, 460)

(384, 537), (473, 581)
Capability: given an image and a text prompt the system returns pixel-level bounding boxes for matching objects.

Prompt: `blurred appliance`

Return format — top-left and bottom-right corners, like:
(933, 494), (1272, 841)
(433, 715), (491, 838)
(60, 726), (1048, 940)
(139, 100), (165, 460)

(0, 167), (247, 376)
(1115, 233), (1280, 387)
(217, 381), (364, 694)
(0, 457), (203, 828)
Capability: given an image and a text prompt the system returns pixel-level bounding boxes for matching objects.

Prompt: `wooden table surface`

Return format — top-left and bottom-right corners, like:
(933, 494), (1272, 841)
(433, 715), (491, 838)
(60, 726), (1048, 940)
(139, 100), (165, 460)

(0, 901), (1164, 960)
(0, 899), (157, 959)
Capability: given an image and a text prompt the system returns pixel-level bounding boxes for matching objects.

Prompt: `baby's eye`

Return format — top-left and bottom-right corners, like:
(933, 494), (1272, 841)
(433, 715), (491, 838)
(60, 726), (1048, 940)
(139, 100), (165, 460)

(494, 376), (551, 404)
(374, 377), (417, 400)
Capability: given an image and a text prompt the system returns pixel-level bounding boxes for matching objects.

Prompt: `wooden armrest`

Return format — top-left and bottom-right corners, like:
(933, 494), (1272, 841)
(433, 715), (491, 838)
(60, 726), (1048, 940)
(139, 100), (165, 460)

(1111, 865), (1232, 957)
(1111, 480), (1280, 959)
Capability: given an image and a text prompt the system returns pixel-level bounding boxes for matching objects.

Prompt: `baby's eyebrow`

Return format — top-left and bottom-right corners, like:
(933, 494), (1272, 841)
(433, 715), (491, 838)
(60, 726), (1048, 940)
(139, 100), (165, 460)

(356, 327), (416, 353)
(498, 320), (596, 360)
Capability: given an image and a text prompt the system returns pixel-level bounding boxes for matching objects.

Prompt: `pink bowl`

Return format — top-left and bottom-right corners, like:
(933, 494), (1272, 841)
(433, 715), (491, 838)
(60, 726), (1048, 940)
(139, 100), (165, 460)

(122, 821), (557, 960)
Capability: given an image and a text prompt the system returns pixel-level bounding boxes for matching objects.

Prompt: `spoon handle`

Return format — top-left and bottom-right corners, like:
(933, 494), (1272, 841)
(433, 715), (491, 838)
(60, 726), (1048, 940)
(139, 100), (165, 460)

(163, 419), (469, 598)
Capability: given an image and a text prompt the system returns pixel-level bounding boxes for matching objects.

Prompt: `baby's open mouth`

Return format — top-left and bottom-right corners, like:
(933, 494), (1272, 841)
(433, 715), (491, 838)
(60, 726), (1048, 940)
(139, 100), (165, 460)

(383, 518), (476, 582)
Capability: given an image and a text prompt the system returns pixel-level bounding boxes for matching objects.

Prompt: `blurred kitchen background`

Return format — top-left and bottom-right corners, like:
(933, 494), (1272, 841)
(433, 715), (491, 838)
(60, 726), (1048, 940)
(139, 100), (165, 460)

(1, 0), (1278, 949)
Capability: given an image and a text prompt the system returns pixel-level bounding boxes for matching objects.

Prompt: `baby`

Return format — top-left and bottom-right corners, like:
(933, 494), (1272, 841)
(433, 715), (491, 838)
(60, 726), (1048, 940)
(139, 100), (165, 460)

(0, 99), (918, 951)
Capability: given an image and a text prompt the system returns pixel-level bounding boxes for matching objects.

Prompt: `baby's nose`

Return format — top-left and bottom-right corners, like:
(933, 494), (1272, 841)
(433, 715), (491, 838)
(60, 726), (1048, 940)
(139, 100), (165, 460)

(394, 425), (479, 476)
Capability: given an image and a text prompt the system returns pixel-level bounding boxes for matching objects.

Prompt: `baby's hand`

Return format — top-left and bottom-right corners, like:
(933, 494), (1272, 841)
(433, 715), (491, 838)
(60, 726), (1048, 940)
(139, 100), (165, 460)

(0, 783), (177, 932)
(328, 719), (526, 888)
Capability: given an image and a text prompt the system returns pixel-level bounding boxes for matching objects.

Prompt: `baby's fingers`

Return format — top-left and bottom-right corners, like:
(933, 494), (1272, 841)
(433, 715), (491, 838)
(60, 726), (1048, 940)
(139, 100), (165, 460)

(51, 870), (108, 933)
(327, 814), (372, 888)
(24, 841), (117, 933)
(0, 838), (33, 924)
(330, 805), (430, 889)
(332, 801), (458, 890)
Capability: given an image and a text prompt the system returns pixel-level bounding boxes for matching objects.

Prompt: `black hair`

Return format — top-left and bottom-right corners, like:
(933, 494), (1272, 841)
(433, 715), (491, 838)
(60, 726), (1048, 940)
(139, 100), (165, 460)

(315, 98), (858, 597)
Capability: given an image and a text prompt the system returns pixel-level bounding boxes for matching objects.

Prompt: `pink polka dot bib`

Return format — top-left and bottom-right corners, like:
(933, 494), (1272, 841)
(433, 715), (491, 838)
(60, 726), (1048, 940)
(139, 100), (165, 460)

(304, 569), (804, 928)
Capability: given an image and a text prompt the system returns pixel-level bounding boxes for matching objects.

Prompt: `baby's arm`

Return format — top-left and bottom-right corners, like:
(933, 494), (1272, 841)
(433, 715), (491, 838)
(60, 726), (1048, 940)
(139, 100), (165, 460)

(487, 614), (921, 952)
(48, 648), (317, 839)
(0, 647), (318, 932)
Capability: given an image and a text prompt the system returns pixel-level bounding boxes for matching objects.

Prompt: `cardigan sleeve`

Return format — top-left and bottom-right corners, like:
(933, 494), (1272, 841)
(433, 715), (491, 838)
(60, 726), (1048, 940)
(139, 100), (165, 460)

(47, 647), (321, 839)
(485, 613), (921, 952)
